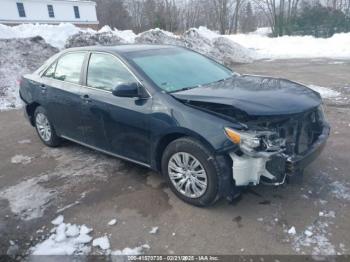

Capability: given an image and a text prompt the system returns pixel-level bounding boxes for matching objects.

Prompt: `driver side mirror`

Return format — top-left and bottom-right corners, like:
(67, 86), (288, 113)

(112, 82), (147, 98)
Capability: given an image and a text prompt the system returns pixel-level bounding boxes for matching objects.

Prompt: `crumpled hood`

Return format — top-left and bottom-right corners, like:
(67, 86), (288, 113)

(172, 75), (322, 116)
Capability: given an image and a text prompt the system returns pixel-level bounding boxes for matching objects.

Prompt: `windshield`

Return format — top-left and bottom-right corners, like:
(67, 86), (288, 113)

(129, 48), (233, 92)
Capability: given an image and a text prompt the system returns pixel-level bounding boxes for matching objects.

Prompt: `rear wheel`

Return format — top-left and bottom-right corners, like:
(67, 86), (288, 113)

(161, 137), (221, 206)
(34, 106), (61, 147)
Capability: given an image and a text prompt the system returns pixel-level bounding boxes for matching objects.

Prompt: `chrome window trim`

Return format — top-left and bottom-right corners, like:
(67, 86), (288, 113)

(40, 50), (152, 98)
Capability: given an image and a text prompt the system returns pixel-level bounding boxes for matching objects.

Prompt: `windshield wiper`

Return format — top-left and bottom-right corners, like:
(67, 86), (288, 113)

(168, 85), (200, 94)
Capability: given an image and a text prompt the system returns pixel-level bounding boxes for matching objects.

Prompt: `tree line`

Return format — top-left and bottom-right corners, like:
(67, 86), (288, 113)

(94, 0), (350, 37)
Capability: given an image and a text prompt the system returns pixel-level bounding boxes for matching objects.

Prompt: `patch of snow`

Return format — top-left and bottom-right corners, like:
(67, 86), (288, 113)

(52, 215), (64, 225)
(226, 32), (350, 60)
(251, 27), (272, 36)
(307, 85), (341, 99)
(92, 236), (110, 250)
(0, 176), (56, 220)
(319, 211), (336, 218)
(305, 230), (313, 237)
(196, 26), (220, 40)
(108, 219), (117, 226)
(149, 227), (159, 234)
(17, 139), (31, 144)
(288, 226), (297, 235)
(10, 154), (32, 165)
(56, 201), (80, 213)
(330, 181), (350, 201)
(289, 215), (337, 255)
(112, 244), (150, 255)
(30, 216), (93, 255)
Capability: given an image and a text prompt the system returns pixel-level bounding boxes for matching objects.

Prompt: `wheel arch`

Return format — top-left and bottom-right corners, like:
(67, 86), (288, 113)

(153, 128), (217, 173)
(26, 102), (41, 126)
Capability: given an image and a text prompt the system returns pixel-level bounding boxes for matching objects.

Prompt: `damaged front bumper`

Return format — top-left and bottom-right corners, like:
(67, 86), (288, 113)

(229, 124), (330, 186)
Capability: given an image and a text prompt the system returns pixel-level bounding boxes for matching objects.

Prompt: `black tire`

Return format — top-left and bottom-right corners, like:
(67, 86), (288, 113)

(161, 137), (221, 207)
(34, 106), (62, 147)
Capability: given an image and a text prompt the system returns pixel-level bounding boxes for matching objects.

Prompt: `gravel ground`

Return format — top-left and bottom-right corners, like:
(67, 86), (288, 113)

(0, 59), (349, 258)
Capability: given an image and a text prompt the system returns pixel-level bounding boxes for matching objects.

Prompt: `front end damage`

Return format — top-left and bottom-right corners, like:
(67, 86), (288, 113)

(226, 106), (330, 186)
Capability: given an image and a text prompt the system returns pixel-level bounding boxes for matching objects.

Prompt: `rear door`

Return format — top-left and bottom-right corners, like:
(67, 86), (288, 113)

(40, 52), (87, 141)
(81, 52), (152, 164)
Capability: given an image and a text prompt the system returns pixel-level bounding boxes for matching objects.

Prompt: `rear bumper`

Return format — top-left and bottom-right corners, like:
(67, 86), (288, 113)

(229, 123), (330, 186)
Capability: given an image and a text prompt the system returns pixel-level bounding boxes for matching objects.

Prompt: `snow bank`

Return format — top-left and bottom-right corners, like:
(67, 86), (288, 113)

(227, 32), (350, 59)
(0, 37), (58, 111)
(0, 23), (81, 49)
(135, 27), (254, 65)
(0, 23), (135, 49)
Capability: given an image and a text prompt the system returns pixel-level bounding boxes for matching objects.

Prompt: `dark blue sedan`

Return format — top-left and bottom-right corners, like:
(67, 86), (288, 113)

(19, 45), (330, 206)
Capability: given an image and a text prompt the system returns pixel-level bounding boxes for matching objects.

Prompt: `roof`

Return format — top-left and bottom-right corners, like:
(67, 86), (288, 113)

(65, 44), (180, 54)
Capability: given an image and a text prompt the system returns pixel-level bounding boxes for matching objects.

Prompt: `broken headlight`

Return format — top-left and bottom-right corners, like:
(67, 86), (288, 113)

(224, 127), (285, 154)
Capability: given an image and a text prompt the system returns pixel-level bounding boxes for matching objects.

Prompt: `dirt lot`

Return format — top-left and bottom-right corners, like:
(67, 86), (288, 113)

(0, 59), (350, 257)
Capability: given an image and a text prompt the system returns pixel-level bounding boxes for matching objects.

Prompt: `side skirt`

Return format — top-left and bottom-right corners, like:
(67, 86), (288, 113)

(61, 135), (152, 169)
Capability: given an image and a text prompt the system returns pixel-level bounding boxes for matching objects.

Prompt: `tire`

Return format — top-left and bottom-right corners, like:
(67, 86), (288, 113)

(34, 106), (62, 147)
(161, 137), (221, 207)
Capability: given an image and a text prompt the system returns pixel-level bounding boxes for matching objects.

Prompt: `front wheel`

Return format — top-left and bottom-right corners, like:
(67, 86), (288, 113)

(161, 137), (221, 207)
(34, 106), (62, 147)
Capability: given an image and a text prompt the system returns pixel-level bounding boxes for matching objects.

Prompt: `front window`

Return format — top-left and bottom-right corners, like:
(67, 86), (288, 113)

(16, 2), (26, 17)
(129, 48), (233, 92)
(87, 53), (136, 91)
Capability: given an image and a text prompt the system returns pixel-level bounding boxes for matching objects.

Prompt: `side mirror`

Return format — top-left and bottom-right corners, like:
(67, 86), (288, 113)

(112, 82), (140, 98)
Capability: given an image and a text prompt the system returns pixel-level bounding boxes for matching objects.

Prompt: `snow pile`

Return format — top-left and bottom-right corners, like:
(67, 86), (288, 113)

(65, 25), (136, 48)
(65, 31), (125, 48)
(227, 32), (350, 59)
(0, 23), (82, 49)
(307, 85), (341, 99)
(0, 36), (58, 111)
(135, 27), (254, 65)
(0, 24), (136, 49)
(135, 28), (184, 46)
(30, 216), (93, 255)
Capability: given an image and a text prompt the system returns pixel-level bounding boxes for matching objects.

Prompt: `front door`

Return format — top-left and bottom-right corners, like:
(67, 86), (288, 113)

(81, 52), (152, 164)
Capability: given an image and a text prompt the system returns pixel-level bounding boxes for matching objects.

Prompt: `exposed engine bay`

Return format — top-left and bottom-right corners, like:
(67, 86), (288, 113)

(172, 75), (329, 186)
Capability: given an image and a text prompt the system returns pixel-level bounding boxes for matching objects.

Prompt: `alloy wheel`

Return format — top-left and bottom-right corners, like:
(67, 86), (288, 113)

(35, 113), (52, 142)
(168, 152), (208, 198)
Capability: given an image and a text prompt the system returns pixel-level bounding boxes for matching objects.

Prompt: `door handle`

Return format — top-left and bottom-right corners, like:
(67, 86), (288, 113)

(81, 94), (92, 103)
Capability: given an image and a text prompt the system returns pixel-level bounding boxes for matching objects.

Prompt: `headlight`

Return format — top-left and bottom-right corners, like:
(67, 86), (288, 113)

(224, 127), (261, 152)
